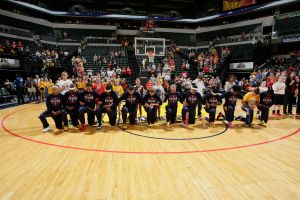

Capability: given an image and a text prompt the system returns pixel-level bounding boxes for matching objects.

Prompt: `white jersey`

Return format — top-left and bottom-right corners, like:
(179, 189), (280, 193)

(57, 79), (73, 95)
(259, 86), (268, 93)
(193, 79), (205, 96)
(272, 82), (286, 95)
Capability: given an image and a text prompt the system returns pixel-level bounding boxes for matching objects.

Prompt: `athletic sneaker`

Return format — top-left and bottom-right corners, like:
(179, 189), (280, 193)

(228, 122), (234, 128)
(147, 123), (152, 127)
(258, 120), (264, 125)
(122, 124), (127, 129)
(64, 126), (69, 131)
(223, 120), (229, 125)
(42, 126), (52, 133)
(76, 124), (82, 129)
(97, 123), (103, 129)
(166, 122), (170, 126)
(245, 123), (252, 128)
(209, 122), (215, 127)
(79, 124), (87, 131)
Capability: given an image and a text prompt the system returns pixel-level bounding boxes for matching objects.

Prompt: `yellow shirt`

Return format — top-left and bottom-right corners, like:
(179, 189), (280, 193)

(112, 85), (124, 97)
(38, 81), (46, 89)
(47, 83), (54, 94)
(243, 92), (260, 107)
(76, 81), (86, 89)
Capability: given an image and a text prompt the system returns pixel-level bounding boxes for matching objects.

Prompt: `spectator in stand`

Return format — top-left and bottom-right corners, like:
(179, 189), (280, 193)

(259, 81), (268, 93)
(209, 76), (221, 92)
(267, 74), (276, 89)
(108, 61), (113, 69)
(272, 76), (286, 116)
(181, 60), (186, 71)
(25, 77), (36, 102)
(100, 68), (106, 78)
(193, 76), (205, 96)
(121, 67), (127, 78)
(126, 67), (132, 78)
(186, 62), (190, 71)
(4, 79), (13, 94)
(224, 74), (236, 92)
(76, 77), (86, 92)
(283, 72), (297, 115)
(203, 65), (209, 74)
(38, 77), (46, 102)
(46, 79), (54, 96)
(92, 78), (105, 95)
(181, 71), (188, 79)
(78, 47), (82, 55)
(116, 66), (121, 77)
(14, 73), (24, 104)
(107, 68), (115, 79)
(238, 78), (246, 88)
(243, 79), (250, 91)
(57, 72), (73, 95)
(121, 78), (128, 91)
(93, 54), (98, 64)
(154, 79), (165, 120)
(296, 76), (300, 115)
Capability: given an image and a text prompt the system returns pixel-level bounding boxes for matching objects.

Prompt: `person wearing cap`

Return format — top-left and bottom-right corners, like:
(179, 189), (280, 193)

(39, 85), (66, 132)
(98, 84), (119, 128)
(241, 88), (260, 127)
(143, 87), (162, 127)
(220, 85), (242, 128)
(62, 84), (80, 130)
(203, 89), (222, 127)
(257, 89), (274, 127)
(118, 86), (142, 129)
(78, 83), (101, 130)
(181, 84), (202, 127)
(164, 84), (182, 126)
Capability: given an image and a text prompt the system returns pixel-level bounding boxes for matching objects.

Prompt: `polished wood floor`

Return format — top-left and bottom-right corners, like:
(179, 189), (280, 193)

(1, 102), (300, 200)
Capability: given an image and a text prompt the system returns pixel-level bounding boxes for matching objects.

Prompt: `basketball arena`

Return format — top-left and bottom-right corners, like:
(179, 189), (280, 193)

(1, 0), (300, 199)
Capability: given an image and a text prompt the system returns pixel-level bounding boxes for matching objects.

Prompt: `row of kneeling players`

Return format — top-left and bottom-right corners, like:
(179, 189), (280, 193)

(39, 83), (274, 132)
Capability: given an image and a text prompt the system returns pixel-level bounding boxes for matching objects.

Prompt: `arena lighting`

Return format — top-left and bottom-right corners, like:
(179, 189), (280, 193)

(256, 0), (298, 10)
(8, 0), (67, 15)
(7, 0), (299, 23)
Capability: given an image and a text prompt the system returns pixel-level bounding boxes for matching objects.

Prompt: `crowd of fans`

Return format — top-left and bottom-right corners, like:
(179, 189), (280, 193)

(0, 40), (30, 56)
(35, 48), (69, 70)
(1, 40), (300, 123)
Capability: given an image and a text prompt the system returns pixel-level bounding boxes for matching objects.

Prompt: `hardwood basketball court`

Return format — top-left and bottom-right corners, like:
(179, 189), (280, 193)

(1, 103), (300, 199)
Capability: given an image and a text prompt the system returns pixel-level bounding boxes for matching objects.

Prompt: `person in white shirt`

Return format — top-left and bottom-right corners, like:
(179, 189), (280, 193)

(107, 68), (115, 78)
(56, 72), (73, 95)
(224, 74), (236, 92)
(272, 76), (286, 116)
(186, 62), (190, 70)
(192, 76), (205, 96)
(154, 80), (165, 120)
(259, 81), (268, 93)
